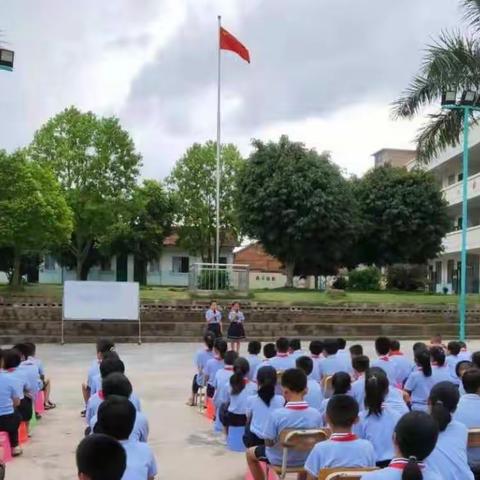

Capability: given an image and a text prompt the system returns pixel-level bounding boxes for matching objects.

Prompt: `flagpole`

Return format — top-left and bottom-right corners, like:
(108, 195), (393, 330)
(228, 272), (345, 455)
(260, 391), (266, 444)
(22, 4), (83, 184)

(215, 15), (221, 269)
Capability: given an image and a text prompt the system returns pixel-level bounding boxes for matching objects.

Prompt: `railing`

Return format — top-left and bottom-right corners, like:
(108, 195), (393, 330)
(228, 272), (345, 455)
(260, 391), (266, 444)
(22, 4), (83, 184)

(188, 263), (249, 294)
(442, 171), (480, 205)
(444, 224), (480, 253)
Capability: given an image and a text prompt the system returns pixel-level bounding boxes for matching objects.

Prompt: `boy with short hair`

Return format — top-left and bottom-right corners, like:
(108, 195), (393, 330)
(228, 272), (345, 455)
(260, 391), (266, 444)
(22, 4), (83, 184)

(289, 339), (305, 360)
(388, 339), (414, 386)
(76, 433), (127, 480)
(246, 368), (322, 480)
(350, 355), (370, 409)
(304, 395), (375, 480)
(269, 338), (296, 372)
(349, 344), (363, 359)
(318, 339), (349, 380)
(296, 356), (323, 411)
(371, 337), (398, 386)
(446, 341), (463, 379)
(246, 341), (262, 381)
(253, 343), (277, 381)
(25, 342), (55, 410)
(308, 340), (323, 382)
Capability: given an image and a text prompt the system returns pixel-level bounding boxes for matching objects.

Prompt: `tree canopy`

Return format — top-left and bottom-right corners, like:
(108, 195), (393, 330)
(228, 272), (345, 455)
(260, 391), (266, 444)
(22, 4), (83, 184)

(236, 135), (358, 287)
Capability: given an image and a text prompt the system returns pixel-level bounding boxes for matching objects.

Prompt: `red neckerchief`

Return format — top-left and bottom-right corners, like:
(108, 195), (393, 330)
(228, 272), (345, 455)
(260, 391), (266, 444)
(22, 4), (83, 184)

(277, 353), (289, 358)
(7, 368), (16, 373)
(311, 354), (320, 359)
(389, 458), (424, 470)
(98, 390), (105, 400)
(244, 378), (250, 385)
(389, 351), (404, 356)
(285, 401), (309, 410)
(330, 433), (358, 442)
(224, 366), (234, 371)
(379, 356), (389, 362)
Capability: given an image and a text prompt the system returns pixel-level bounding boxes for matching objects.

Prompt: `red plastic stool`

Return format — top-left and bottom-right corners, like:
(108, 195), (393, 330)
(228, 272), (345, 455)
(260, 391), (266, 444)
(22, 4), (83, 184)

(35, 391), (45, 415)
(245, 462), (278, 480)
(0, 432), (12, 463)
(205, 397), (215, 421)
(18, 422), (28, 445)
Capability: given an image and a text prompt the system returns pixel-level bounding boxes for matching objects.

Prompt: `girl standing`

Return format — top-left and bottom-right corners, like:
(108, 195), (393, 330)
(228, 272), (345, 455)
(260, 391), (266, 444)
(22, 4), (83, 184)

(205, 301), (222, 338)
(227, 302), (246, 352)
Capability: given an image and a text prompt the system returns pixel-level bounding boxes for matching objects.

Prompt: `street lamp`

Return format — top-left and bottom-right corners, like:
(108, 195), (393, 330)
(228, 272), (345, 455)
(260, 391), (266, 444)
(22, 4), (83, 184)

(0, 48), (14, 71)
(441, 89), (480, 341)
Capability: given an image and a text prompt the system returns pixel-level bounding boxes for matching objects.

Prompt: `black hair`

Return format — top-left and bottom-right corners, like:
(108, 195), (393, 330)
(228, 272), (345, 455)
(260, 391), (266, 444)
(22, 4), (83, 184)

(309, 340), (324, 356)
(224, 350), (239, 366)
(430, 346), (446, 367)
(230, 357), (250, 395)
(390, 339), (400, 351)
(281, 368), (307, 393)
(447, 341), (461, 356)
(214, 338), (228, 359)
(102, 373), (133, 399)
(204, 332), (215, 351)
(248, 341), (262, 355)
(352, 355), (370, 373)
(337, 338), (347, 350)
(257, 366), (278, 406)
(289, 339), (301, 351)
(100, 356), (125, 379)
(365, 367), (388, 416)
(332, 371), (351, 395)
(13, 343), (30, 359)
(459, 341), (467, 349)
(429, 381), (459, 432)
(375, 336), (391, 356)
(95, 396), (136, 440)
(210, 300), (217, 307)
(349, 344), (363, 357)
(413, 342), (428, 355)
(394, 411), (439, 480)
(326, 394), (359, 428)
(24, 342), (36, 356)
(263, 343), (277, 359)
(295, 356), (314, 376)
(456, 360), (473, 378)
(462, 368), (480, 394)
(415, 349), (432, 377)
(276, 337), (290, 353)
(323, 339), (339, 356)
(2, 349), (21, 370)
(96, 339), (115, 354)
(76, 434), (126, 480)
(472, 351), (480, 369)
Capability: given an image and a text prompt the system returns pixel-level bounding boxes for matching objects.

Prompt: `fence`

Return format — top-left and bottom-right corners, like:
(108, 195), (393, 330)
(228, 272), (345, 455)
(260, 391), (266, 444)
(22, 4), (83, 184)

(188, 263), (250, 295)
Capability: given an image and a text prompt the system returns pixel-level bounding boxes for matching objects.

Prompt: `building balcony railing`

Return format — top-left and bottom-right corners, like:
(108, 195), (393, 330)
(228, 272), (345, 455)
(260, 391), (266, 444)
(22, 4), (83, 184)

(442, 171), (480, 206)
(443, 224), (480, 254)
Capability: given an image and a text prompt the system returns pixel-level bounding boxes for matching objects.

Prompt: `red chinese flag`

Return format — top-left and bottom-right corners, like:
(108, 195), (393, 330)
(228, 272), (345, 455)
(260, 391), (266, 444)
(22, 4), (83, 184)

(220, 27), (250, 63)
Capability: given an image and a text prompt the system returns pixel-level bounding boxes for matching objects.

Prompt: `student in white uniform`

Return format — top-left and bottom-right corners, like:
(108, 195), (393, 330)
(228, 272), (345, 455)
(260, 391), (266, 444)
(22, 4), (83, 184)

(350, 355), (370, 410)
(454, 368), (480, 473)
(245, 341), (262, 381)
(205, 300), (222, 339)
(213, 350), (238, 411)
(353, 367), (401, 467)
(252, 343), (277, 381)
(426, 381), (473, 480)
(188, 332), (215, 407)
(361, 411), (441, 480)
(289, 339), (306, 360)
(96, 397), (157, 480)
(227, 302), (246, 353)
(244, 366), (284, 448)
(389, 339), (414, 387)
(269, 338), (295, 373)
(246, 368), (322, 480)
(318, 339), (350, 380)
(371, 337), (399, 386)
(430, 346), (455, 384)
(204, 338), (228, 399)
(296, 356), (323, 411)
(446, 341), (462, 380)
(336, 338), (352, 372)
(404, 349), (436, 412)
(76, 434), (127, 480)
(309, 340), (324, 382)
(305, 395), (375, 480)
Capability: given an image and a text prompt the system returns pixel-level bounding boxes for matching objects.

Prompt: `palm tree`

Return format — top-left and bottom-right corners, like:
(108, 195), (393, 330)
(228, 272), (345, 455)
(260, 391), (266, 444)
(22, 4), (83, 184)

(393, 1), (480, 163)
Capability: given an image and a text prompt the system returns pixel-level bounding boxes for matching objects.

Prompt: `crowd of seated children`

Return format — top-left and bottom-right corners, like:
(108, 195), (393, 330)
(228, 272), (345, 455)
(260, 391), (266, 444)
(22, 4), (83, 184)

(252, 343), (277, 380)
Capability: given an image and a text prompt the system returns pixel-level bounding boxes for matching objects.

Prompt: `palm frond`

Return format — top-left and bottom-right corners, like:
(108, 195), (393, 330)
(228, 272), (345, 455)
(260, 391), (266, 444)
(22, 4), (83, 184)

(462, 0), (480, 33)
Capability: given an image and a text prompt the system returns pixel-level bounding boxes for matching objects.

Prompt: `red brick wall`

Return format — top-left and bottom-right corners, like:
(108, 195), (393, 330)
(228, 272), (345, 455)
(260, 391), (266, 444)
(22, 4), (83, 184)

(234, 243), (283, 273)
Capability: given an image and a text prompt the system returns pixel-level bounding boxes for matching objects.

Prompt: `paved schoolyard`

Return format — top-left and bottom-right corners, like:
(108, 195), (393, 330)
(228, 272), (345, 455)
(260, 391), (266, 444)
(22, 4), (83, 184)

(4, 340), (478, 480)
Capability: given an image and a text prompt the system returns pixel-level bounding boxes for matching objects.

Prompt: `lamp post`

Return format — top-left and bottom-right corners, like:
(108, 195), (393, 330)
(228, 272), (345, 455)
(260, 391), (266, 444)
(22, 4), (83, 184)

(441, 90), (480, 341)
(0, 48), (14, 71)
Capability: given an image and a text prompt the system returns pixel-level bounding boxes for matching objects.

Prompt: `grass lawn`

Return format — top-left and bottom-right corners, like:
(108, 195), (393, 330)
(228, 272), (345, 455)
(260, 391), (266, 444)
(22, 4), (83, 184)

(0, 283), (479, 306)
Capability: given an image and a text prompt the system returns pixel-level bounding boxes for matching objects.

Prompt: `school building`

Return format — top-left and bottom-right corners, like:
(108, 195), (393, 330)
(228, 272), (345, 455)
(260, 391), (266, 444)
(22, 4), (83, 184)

(38, 232), (236, 287)
(374, 125), (480, 294)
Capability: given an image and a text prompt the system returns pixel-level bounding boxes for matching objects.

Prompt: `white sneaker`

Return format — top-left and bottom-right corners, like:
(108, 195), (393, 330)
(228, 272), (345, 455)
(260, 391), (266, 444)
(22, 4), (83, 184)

(12, 446), (22, 457)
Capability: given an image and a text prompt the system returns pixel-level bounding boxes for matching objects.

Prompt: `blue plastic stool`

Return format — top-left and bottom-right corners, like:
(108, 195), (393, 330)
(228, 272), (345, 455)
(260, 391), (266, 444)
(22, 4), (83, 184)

(227, 426), (246, 452)
(214, 414), (223, 433)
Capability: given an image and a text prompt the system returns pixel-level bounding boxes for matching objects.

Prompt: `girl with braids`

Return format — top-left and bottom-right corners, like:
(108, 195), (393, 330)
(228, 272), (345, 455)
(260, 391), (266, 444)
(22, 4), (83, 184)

(354, 368), (401, 468)
(244, 366), (284, 448)
(404, 350), (435, 412)
(425, 382), (473, 480)
(361, 411), (441, 480)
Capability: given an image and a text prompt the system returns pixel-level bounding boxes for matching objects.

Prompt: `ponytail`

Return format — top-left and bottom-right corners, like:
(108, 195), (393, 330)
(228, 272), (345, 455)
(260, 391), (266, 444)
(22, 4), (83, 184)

(415, 350), (432, 377)
(364, 367), (388, 416)
(257, 366), (277, 406)
(430, 400), (451, 432)
(230, 357), (250, 395)
(429, 381), (459, 433)
(402, 456), (422, 480)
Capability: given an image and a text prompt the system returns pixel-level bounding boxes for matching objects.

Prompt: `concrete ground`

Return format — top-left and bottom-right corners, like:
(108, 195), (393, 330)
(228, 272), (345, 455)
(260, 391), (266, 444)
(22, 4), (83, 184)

(5, 340), (479, 480)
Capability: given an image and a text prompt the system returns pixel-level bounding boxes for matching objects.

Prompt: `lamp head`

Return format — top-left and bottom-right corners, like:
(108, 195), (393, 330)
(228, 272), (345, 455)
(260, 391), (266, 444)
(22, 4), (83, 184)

(461, 90), (477, 106)
(441, 90), (457, 106)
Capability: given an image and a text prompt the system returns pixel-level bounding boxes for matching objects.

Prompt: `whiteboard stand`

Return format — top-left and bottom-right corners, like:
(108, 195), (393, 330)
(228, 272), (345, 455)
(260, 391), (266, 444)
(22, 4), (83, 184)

(61, 291), (65, 346)
(138, 302), (142, 345)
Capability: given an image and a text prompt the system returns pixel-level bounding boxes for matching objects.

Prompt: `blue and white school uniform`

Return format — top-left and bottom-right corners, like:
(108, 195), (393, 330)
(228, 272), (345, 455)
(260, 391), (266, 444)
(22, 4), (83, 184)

(90, 410), (149, 443)
(246, 354), (261, 381)
(432, 364), (455, 384)
(304, 433), (375, 478)
(87, 359), (100, 390)
(19, 359), (41, 396)
(371, 357), (399, 386)
(246, 394), (284, 439)
(458, 349), (472, 362)
(309, 355), (322, 382)
(195, 348), (214, 387)
(204, 357), (224, 390)
(269, 353), (295, 373)
(205, 308), (222, 337)
(225, 381), (257, 415)
(337, 349), (353, 372)
(263, 401), (322, 467)
(120, 439), (157, 480)
(446, 354), (461, 380)
(90, 373), (102, 395)
(318, 354), (350, 380)
(404, 370), (436, 411)
(388, 352), (414, 386)
(289, 350), (307, 361)
(353, 407), (401, 462)
(426, 420), (473, 480)
(305, 379), (323, 411)
(86, 392), (142, 425)
(384, 387), (409, 416)
(351, 374), (366, 410)
(454, 393), (480, 465)
(0, 372), (17, 416)
(28, 356), (45, 377)
(213, 366), (234, 408)
(361, 459), (442, 480)
(5, 368), (28, 400)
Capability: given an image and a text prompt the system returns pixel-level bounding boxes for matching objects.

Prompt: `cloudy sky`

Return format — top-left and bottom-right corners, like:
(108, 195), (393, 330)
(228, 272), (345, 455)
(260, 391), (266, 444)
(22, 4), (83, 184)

(0, 0), (463, 179)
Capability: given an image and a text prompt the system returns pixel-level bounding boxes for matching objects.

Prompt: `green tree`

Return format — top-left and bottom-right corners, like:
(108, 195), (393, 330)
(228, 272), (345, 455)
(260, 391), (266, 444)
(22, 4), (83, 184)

(167, 141), (243, 261)
(0, 150), (73, 287)
(236, 135), (358, 287)
(0, 248), (41, 285)
(355, 165), (452, 266)
(393, 1), (480, 162)
(29, 106), (142, 279)
(106, 180), (174, 284)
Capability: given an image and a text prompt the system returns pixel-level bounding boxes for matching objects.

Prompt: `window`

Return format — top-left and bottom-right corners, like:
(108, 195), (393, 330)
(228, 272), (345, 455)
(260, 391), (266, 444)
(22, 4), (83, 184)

(458, 173), (464, 182)
(172, 256), (189, 273)
(44, 255), (56, 271)
(447, 174), (456, 186)
(149, 259), (160, 273)
(457, 217), (463, 230)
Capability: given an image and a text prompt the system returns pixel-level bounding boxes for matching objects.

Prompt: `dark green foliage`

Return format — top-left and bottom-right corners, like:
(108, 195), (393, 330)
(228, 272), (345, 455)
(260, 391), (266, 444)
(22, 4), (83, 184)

(386, 264), (428, 291)
(347, 267), (381, 291)
(332, 276), (348, 290)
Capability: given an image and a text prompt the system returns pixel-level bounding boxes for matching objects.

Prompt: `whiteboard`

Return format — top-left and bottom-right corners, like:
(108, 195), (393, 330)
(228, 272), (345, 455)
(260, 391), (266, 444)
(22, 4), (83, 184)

(63, 281), (140, 321)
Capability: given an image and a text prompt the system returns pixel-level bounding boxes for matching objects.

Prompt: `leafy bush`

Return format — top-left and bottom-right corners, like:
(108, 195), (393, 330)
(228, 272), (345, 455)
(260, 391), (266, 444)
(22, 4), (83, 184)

(197, 269), (230, 290)
(347, 267), (381, 291)
(386, 264), (427, 291)
(332, 276), (348, 290)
